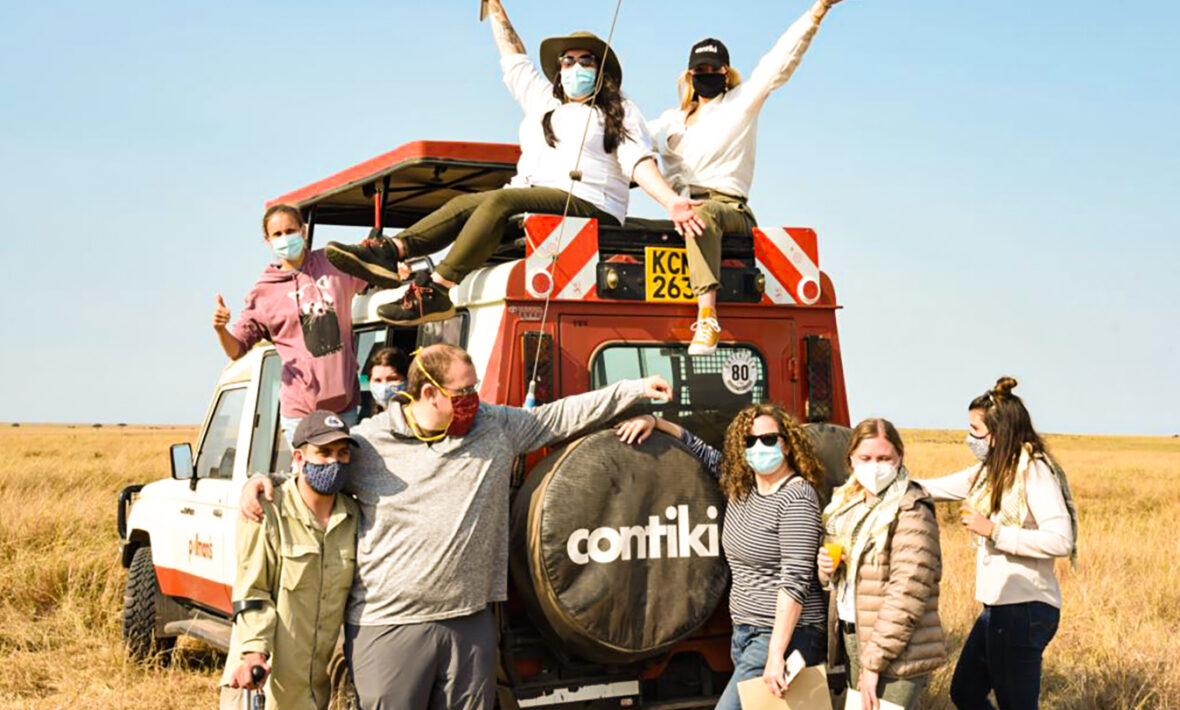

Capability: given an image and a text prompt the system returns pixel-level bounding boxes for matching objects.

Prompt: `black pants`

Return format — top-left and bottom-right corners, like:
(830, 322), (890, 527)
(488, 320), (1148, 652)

(951, 602), (1060, 710)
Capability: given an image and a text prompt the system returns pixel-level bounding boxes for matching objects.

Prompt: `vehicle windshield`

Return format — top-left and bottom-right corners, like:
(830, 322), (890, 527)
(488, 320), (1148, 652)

(591, 344), (768, 449)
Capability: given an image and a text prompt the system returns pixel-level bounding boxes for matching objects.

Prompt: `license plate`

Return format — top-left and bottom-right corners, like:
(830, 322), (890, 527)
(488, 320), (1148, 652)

(644, 246), (694, 302)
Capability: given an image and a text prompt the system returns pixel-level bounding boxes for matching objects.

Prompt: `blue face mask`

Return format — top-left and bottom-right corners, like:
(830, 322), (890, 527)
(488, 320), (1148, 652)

(302, 460), (348, 495)
(369, 381), (404, 407)
(561, 65), (598, 100)
(745, 440), (785, 474)
(269, 232), (305, 262)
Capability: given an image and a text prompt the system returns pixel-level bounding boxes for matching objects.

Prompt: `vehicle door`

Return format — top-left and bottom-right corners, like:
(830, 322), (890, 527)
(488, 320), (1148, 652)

(179, 385), (248, 614)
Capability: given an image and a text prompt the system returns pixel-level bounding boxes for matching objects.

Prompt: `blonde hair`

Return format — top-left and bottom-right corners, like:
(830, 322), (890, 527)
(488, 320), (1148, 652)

(677, 67), (743, 117)
(831, 418), (905, 505)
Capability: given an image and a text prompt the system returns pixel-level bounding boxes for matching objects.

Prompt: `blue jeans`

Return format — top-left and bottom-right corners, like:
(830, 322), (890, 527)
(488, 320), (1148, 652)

(716, 623), (827, 710)
(951, 602), (1060, 710)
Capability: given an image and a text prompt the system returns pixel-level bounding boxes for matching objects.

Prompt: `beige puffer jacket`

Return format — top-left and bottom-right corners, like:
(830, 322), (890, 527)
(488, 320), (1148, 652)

(820, 482), (946, 678)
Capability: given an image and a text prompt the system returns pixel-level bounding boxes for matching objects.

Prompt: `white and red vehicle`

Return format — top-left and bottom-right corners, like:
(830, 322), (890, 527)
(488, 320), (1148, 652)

(118, 141), (851, 707)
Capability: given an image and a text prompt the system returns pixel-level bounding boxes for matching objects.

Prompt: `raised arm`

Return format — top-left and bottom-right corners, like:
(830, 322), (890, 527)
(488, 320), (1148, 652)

(738, 0), (843, 110)
(486, 0), (526, 58)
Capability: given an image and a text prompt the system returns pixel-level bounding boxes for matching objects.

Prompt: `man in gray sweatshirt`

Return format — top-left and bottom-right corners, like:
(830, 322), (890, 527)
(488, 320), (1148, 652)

(243, 342), (671, 710)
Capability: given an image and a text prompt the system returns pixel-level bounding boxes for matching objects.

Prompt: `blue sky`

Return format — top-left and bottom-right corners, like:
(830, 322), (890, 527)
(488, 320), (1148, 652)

(1, 0), (1177, 435)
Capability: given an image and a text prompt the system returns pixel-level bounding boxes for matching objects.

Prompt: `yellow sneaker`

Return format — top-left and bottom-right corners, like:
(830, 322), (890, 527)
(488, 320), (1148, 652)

(688, 317), (721, 356)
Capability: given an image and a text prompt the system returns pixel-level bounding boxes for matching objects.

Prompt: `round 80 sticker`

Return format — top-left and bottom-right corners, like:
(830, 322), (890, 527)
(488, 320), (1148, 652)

(721, 351), (758, 395)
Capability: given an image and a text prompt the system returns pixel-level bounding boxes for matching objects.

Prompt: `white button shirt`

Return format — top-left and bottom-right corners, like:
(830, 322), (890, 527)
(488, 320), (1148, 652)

(648, 14), (821, 199)
(500, 53), (655, 225)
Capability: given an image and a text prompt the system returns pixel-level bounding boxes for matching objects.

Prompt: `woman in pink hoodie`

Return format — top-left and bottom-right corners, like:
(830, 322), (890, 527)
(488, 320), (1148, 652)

(212, 204), (369, 445)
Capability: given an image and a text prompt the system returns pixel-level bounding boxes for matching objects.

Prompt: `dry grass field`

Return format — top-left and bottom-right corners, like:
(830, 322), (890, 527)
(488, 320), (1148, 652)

(0, 424), (1177, 709)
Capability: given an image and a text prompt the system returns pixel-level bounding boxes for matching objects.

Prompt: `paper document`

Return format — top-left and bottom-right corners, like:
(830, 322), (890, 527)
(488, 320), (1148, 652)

(843, 690), (905, 710)
(736, 662), (832, 710)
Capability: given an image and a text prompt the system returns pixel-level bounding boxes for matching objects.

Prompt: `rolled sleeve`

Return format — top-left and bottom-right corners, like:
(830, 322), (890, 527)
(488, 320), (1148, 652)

(504, 379), (646, 454)
(233, 512), (279, 657)
(615, 100), (656, 180)
(501, 53), (556, 114)
(778, 485), (823, 606)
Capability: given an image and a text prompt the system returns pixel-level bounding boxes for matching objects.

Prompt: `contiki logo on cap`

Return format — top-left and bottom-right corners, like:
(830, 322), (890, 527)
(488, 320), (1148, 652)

(688, 37), (729, 69)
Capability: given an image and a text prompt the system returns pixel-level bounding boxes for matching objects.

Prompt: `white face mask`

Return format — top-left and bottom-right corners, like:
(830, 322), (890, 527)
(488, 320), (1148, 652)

(853, 461), (898, 495)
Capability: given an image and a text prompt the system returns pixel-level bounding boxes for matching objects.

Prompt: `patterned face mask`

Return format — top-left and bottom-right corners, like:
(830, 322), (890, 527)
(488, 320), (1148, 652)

(965, 433), (990, 462)
(302, 460), (348, 495)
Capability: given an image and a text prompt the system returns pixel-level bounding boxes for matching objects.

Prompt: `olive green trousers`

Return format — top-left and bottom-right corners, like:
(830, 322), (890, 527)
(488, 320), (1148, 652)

(684, 193), (756, 295)
(398, 187), (617, 284)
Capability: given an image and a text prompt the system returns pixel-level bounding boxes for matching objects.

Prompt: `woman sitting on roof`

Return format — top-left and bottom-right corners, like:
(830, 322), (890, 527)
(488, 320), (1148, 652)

(325, 0), (704, 326)
(648, 0), (847, 355)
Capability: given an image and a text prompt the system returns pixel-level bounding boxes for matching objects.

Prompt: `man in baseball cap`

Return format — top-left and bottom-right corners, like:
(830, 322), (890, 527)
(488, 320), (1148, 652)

(219, 409), (358, 710)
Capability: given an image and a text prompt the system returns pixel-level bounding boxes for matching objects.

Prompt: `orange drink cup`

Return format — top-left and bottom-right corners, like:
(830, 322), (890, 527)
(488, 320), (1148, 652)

(824, 541), (843, 568)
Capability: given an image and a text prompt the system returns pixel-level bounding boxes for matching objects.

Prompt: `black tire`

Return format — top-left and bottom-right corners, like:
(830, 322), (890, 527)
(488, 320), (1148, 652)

(123, 545), (175, 661)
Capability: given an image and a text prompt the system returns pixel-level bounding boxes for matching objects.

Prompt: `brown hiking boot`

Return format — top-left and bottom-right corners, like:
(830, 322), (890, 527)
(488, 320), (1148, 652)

(377, 272), (456, 326)
(325, 233), (403, 288)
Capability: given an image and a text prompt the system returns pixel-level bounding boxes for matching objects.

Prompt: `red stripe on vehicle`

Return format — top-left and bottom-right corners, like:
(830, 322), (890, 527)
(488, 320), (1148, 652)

(155, 566), (233, 615)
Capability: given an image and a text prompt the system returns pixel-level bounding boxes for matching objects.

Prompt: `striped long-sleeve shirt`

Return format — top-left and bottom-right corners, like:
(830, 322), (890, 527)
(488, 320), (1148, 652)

(679, 429), (827, 628)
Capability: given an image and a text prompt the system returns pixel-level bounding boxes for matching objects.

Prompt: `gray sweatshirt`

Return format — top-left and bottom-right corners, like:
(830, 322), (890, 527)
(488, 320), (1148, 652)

(343, 379), (646, 626)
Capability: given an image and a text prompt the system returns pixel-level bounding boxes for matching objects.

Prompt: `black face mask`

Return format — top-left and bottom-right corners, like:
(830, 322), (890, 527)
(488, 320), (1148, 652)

(691, 72), (727, 100)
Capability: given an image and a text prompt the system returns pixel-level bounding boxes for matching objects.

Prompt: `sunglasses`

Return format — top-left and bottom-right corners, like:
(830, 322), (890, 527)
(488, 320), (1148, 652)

(559, 54), (598, 68)
(744, 433), (782, 448)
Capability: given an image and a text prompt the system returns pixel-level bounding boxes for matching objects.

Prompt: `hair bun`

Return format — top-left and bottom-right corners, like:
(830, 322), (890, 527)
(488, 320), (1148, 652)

(992, 376), (1018, 399)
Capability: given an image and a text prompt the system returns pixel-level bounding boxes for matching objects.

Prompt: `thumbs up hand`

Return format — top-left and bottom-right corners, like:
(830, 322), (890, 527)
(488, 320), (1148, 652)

(213, 294), (232, 330)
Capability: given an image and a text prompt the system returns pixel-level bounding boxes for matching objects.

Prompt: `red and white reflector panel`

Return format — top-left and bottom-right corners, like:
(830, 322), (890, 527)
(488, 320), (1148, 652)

(753, 227), (820, 305)
(523, 215), (600, 301)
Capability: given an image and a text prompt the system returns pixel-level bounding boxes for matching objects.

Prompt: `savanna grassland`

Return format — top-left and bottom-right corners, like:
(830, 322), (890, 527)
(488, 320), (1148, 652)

(0, 425), (1177, 709)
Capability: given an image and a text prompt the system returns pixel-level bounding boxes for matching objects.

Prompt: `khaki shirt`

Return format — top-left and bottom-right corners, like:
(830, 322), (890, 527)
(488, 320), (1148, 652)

(219, 477), (357, 710)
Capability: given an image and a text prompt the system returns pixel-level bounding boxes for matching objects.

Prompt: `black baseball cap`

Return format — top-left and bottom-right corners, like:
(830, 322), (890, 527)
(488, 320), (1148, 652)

(292, 410), (358, 449)
(688, 38), (729, 70)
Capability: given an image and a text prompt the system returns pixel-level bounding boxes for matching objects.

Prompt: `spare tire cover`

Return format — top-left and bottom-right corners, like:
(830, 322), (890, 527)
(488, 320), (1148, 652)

(803, 422), (853, 505)
(510, 429), (728, 664)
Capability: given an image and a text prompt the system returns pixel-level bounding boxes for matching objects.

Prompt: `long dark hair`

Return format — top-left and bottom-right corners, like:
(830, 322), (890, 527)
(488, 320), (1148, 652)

(970, 376), (1049, 514)
(541, 70), (631, 155)
(720, 403), (824, 503)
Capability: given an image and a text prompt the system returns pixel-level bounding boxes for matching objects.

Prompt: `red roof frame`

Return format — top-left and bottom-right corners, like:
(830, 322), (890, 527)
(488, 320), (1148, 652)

(267, 140), (521, 210)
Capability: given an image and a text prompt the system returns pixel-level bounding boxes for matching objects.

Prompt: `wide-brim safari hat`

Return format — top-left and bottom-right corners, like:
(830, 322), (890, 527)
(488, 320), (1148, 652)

(538, 31), (623, 86)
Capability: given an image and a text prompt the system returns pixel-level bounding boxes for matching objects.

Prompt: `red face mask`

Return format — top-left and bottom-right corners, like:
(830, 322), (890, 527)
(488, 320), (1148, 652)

(445, 391), (480, 437)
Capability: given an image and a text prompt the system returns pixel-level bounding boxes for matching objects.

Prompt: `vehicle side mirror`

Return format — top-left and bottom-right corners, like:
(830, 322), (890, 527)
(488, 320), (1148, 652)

(170, 443), (194, 482)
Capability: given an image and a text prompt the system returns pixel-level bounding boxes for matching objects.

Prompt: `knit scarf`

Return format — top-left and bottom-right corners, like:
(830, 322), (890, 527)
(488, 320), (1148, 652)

(822, 468), (911, 602)
(966, 445), (1079, 568)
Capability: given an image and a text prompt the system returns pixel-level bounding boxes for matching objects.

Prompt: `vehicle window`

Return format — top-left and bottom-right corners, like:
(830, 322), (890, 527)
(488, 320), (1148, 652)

(196, 387), (247, 480)
(417, 312), (468, 350)
(355, 326), (390, 389)
(248, 352), (291, 476)
(591, 345), (767, 449)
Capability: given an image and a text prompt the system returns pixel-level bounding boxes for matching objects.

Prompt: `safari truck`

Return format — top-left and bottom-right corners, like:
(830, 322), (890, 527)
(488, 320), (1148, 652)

(118, 140), (851, 707)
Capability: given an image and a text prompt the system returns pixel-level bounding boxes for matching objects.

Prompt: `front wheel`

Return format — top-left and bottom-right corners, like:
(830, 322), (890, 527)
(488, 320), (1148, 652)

(123, 545), (175, 662)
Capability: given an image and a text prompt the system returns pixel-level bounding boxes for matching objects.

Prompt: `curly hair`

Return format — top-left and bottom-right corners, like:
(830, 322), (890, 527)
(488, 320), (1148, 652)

(720, 403), (824, 502)
(541, 70), (632, 155)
